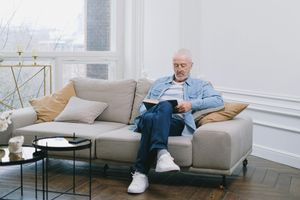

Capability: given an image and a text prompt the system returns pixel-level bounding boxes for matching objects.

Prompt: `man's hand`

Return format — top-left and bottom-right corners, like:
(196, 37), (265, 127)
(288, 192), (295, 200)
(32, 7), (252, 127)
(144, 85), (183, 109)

(176, 101), (192, 113)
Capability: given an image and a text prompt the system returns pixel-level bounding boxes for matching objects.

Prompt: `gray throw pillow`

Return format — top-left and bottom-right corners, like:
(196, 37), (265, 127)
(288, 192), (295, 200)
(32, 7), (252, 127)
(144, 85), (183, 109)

(54, 96), (108, 124)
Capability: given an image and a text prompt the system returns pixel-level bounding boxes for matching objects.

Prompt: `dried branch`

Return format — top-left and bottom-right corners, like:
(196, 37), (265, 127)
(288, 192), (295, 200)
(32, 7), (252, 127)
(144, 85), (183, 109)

(0, 8), (18, 36)
(53, 31), (64, 51)
(25, 27), (33, 50)
(2, 24), (10, 49)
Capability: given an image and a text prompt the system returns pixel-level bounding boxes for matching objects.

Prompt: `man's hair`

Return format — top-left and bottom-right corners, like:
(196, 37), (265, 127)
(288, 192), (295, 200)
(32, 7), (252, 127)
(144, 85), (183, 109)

(173, 48), (193, 62)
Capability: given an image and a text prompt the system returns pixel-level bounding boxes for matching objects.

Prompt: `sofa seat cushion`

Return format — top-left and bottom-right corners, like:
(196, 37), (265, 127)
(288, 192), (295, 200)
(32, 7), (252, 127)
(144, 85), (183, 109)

(96, 126), (193, 167)
(14, 121), (127, 158)
(72, 77), (136, 124)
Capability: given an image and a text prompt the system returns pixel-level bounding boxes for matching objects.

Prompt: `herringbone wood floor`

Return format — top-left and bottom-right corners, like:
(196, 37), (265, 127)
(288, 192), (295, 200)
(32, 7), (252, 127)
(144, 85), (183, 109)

(0, 155), (300, 200)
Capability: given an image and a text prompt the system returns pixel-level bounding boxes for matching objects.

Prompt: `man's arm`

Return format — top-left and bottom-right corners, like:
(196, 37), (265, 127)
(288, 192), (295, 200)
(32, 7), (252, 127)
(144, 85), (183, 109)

(176, 101), (192, 113)
(190, 81), (224, 111)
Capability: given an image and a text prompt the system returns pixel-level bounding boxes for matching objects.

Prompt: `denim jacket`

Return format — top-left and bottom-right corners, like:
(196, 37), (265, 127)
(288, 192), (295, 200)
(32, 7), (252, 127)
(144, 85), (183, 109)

(134, 75), (224, 135)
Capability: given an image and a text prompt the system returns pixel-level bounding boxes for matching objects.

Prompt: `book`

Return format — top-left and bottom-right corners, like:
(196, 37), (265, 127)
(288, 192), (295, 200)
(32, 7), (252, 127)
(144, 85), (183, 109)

(143, 99), (178, 111)
(69, 138), (89, 144)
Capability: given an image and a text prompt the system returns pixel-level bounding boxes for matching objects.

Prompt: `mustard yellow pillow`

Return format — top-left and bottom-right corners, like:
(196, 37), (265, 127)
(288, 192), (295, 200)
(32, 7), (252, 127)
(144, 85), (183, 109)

(30, 81), (76, 123)
(197, 102), (248, 126)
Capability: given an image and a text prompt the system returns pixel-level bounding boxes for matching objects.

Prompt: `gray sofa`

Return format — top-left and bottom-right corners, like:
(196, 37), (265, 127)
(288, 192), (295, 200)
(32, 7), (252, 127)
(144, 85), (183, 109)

(1, 77), (253, 186)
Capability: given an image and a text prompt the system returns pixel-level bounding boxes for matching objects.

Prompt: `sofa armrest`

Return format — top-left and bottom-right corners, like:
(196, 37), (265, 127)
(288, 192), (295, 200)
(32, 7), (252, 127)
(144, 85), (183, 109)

(192, 116), (253, 170)
(11, 107), (37, 134)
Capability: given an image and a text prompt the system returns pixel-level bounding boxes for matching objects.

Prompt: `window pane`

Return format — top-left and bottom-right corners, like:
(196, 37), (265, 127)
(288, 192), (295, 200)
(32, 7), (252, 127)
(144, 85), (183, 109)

(87, 0), (111, 51)
(62, 62), (113, 84)
(0, 0), (111, 52)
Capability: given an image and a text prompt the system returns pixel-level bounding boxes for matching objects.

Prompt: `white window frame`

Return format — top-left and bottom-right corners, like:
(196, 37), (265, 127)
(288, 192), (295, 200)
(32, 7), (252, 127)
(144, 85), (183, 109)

(0, 0), (125, 90)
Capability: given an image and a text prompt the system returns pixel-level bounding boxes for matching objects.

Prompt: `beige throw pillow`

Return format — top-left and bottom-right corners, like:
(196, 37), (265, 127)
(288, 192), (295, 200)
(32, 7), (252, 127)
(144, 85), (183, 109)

(54, 96), (108, 124)
(197, 102), (249, 126)
(29, 81), (76, 123)
(193, 105), (224, 122)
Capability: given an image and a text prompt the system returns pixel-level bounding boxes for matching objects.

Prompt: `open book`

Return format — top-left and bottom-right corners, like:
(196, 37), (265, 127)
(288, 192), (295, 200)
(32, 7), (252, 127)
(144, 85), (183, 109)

(143, 99), (178, 111)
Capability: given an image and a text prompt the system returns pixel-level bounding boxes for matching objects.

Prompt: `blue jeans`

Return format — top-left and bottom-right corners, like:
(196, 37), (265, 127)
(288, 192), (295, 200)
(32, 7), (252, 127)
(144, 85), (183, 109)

(134, 101), (185, 174)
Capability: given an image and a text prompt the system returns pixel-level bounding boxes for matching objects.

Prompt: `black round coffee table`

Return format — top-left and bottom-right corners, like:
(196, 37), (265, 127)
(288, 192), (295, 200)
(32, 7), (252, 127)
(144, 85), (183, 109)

(0, 145), (46, 200)
(32, 136), (91, 151)
(32, 136), (92, 200)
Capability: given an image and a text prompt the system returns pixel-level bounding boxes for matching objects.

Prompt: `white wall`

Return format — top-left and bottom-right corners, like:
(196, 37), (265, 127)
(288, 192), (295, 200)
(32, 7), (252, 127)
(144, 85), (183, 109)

(198, 0), (300, 97)
(143, 0), (300, 169)
(143, 0), (180, 79)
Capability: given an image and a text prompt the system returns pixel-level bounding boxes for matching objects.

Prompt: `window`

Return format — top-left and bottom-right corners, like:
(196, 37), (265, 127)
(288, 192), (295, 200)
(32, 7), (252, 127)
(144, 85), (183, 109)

(0, 0), (112, 52)
(0, 0), (121, 112)
(62, 62), (116, 85)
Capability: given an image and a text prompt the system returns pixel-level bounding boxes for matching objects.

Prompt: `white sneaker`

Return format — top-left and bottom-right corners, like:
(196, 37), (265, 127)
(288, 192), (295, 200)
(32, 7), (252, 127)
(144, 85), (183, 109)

(155, 152), (180, 173)
(127, 171), (149, 194)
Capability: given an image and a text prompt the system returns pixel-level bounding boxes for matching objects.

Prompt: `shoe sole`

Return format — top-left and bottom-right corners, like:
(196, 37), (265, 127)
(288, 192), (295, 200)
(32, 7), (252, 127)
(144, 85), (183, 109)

(155, 167), (180, 173)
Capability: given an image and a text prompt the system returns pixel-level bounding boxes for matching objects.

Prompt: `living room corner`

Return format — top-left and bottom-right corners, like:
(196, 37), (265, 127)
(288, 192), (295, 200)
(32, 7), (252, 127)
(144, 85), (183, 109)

(1, 0), (300, 199)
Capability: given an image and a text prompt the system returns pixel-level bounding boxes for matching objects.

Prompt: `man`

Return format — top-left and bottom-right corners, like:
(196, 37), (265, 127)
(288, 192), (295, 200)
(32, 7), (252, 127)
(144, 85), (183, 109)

(128, 49), (224, 194)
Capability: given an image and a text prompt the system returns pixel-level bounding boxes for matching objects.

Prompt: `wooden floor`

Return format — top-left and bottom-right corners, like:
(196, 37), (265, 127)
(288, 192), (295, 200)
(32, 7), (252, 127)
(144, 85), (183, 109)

(0, 155), (300, 200)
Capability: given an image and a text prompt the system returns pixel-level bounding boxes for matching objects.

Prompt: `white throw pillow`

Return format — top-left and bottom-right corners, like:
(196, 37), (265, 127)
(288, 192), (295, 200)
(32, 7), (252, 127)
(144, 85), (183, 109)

(54, 96), (108, 124)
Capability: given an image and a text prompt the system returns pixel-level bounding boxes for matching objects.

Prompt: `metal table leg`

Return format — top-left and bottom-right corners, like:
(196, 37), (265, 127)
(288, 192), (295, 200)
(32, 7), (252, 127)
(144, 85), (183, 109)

(20, 164), (23, 196)
(43, 157), (45, 200)
(35, 160), (37, 199)
(89, 144), (92, 200)
(46, 152), (49, 200)
(73, 149), (75, 194)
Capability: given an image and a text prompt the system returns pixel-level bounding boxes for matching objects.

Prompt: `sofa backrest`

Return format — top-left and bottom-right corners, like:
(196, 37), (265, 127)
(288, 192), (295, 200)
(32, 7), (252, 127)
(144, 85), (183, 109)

(129, 78), (154, 124)
(71, 77), (136, 124)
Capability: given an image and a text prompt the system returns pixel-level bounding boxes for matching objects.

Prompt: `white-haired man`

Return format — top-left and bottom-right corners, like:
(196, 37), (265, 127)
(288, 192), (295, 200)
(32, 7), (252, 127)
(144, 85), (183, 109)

(128, 49), (224, 193)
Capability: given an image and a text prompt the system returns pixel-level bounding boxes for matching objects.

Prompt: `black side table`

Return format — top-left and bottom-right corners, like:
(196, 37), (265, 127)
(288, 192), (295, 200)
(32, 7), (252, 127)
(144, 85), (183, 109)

(0, 145), (46, 200)
(32, 136), (92, 200)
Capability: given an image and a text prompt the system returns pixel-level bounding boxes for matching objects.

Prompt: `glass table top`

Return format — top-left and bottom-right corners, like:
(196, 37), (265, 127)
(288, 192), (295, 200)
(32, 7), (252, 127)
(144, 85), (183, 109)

(32, 136), (91, 151)
(0, 146), (45, 166)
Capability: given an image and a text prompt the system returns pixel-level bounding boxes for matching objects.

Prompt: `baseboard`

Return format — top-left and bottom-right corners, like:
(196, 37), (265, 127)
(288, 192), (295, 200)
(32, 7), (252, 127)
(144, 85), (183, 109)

(252, 144), (300, 169)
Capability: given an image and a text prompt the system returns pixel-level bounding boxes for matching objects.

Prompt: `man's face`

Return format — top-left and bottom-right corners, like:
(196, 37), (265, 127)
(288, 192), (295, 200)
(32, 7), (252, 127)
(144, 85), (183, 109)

(173, 55), (193, 82)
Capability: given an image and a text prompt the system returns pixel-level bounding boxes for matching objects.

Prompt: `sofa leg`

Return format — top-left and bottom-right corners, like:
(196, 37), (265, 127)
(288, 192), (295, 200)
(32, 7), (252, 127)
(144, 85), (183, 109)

(243, 159), (248, 167)
(219, 175), (226, 189)
(103, 164), (109, 177)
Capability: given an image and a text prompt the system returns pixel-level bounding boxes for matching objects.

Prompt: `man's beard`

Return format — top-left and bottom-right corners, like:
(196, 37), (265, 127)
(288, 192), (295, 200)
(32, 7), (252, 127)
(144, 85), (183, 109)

(175, 74), (188, 82)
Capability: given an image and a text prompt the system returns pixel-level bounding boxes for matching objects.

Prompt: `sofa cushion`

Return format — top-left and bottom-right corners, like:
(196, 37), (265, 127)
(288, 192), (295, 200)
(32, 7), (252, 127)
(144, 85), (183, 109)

(193, 105), (224, 123)
(71, 77), (136, 124)
(197, 102), (248, 126)
(14, 121), (127, 158)
(29, 81), (76, 123)
(129, 78), (153, 124)
(54, 96), (108, 124)
(96, 126), (193, 167)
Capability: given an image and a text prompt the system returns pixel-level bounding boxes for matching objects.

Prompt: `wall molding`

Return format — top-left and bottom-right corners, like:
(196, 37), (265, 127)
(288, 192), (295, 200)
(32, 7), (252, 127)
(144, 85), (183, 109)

(123, 0), (144, 79)
(252, 144), (300, 169)
(215, 87), (300, 118)
(132, 0), (144, 79)
(216, 86), (300, 103)
(249, 105), (300, 118)
(217, 86), (300, 169)
(253, 120), (300, 134)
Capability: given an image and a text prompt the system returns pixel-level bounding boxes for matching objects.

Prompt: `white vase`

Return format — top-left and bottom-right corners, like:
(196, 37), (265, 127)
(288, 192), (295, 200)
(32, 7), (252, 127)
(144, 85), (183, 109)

(8, 136), (24, 154)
